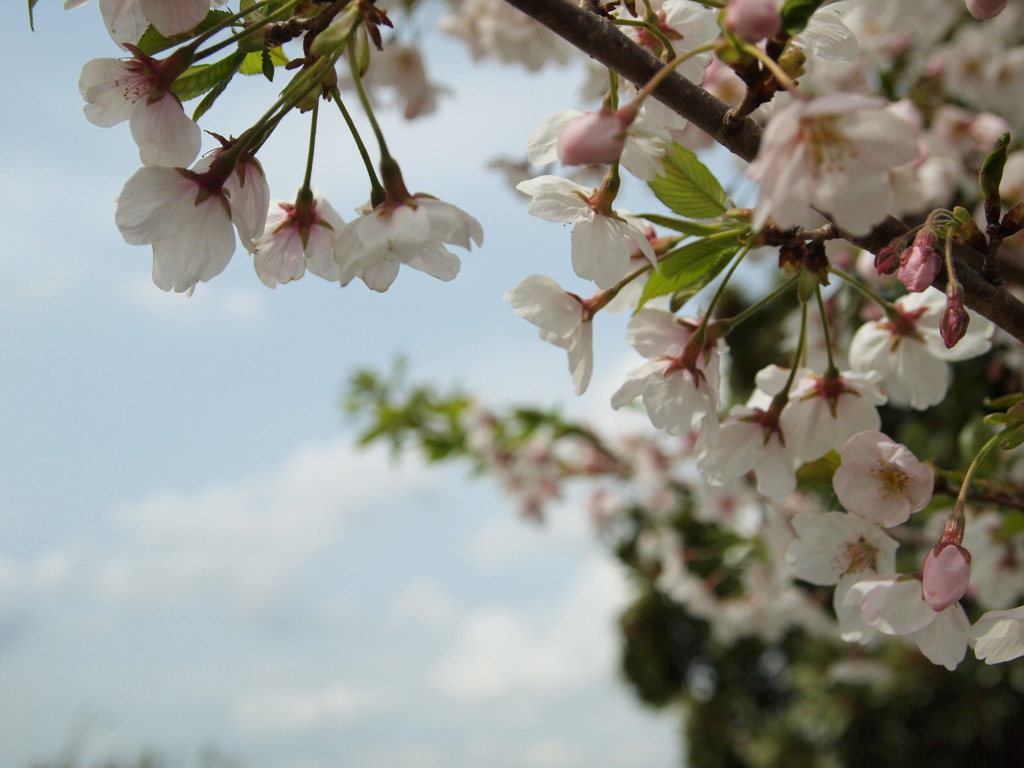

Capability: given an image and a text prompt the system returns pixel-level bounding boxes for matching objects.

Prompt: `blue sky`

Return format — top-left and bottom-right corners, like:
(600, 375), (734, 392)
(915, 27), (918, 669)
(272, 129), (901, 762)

(2, 3), (680, 767)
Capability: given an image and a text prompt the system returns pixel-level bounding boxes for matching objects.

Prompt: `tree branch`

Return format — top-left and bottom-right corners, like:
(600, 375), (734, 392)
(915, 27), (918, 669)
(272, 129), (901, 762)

(503, 0), (1024, 343)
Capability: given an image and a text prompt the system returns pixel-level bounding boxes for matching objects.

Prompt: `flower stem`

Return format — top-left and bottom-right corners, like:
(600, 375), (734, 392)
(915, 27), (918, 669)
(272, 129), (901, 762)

(329, 87), (384, 201)
(815, 287), (839, 376)
(348, 32), (390, 160)
(742, 42), (799, 94)
(830, 268), (900, 321)
(955, 430), (1006, 512)
(301, 98), (319, 195)
(716, 272), (799, 334)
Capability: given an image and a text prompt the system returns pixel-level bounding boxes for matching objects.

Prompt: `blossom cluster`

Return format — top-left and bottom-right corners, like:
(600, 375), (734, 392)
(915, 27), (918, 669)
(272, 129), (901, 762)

(73, 0), (483, 295)
(66, 0), (1024, 676)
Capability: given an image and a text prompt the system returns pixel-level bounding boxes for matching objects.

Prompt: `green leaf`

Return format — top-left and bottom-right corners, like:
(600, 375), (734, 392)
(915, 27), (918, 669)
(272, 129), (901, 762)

(173, 51), (246, 103)
(261, 49), (276, 81)
(649, 144), (727, 219)
(239, 46), (288, 76)
(28, 0), (40, 31)
(137, 9), (233, 55)
(191, 57), (245, 120)
(780, 0), (825, 36)
(637, 235), (741, 310)
(635, 214), (724, 237)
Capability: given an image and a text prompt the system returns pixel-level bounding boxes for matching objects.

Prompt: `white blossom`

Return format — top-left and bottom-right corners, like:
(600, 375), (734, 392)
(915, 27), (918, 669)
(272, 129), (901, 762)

(336, 197), (482, 293)
(849, 288), (995, 410)
(749, 93), (920, 236)
(505, 274), (593, 394)
(516, 175), (656, 289)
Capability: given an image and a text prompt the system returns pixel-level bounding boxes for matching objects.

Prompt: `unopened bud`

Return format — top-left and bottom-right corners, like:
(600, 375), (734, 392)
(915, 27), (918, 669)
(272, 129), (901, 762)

(922, 543), (971, 612)
(557, 110), (628, 167)
(966, 0), (1008, 20)
(874, 239), (901, 275)
(897, 229), (941, 293)
(999, 201), (1024, 238)
(724, 0), (781, 43)
(941, 286), (969, 348)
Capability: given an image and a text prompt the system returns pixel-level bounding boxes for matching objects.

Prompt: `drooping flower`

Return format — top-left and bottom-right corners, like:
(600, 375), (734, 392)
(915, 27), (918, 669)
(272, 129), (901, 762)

(79, 47), (200, 167)
(832, 430), (934, 527)
(749, 94), (920, 236)
(253, 191), (343, 288)
(849, 288), (995, 409)
(697, 368), (797, 502)
(516, 175), (656, 288)
(505, 274), (593, 395)
(335, 160), (482, 292)
(115, 147), (268, 294)
(115, 166), (236, 293)
(611, 309), (725, 436)
(779, 366), (887, 463)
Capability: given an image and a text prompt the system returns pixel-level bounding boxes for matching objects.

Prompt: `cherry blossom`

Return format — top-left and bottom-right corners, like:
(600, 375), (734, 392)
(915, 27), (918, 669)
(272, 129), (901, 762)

(843, 574), (972, 669)
(336, 197), (483, 293)
(616, 1), (720, 84)
(787, 511), (899, 587)
(832, 431), (934, 527)
(253, 192), (343, 289)
(115, 166), (236, 293)
(748, 93), (920, 236)
(779, 366), (887, 464)
(611, 309), (724, 437)
(362, 45), (444, 120)
(697, 374), (798, 502)
(849, 288), (995, 410)
(114, 150), (268, 294)
(505, 274), (593, 395)
(79, 49), (200, 168)
(969, 606), (1024, 664)
(516, 175), (657, 289)
(437, 0), (573, 71)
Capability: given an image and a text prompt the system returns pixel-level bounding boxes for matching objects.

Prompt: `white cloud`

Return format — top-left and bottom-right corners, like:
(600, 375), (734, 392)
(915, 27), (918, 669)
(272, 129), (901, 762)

(230, 681), (398, 735)
(387, 578), (459, 628)
(431, 557), (630, 700)
(95, 439), (438, 615)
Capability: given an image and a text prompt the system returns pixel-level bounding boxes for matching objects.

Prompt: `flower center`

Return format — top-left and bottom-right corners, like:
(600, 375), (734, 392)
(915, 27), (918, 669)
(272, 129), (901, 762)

(869, 460), (911, 499)
(841, 536), (879, 575)
(804, 116), (853, 175)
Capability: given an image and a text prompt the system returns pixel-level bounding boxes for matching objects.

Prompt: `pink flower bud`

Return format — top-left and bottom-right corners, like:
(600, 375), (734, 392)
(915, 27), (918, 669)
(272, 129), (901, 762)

(724, 0), (781, 42)
(874, 240), (901, 275)
(940, 287), (969, 348)
(966, 0), (1007, 20)
(897, 229), (941, 292)
(557, 111), (628, 167)
(922, 543), (972, 612)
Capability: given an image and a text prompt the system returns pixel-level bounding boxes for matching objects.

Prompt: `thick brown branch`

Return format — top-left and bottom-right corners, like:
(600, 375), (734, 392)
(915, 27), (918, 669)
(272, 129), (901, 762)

(503, 0), (1024, 342)
(504, 0), (763, 161)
